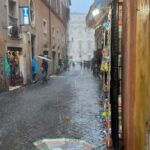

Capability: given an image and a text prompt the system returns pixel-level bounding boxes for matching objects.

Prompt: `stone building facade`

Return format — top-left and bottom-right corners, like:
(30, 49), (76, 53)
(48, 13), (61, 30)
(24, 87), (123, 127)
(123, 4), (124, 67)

(68, 13), (95, 63)
(0, 0), (71, 91)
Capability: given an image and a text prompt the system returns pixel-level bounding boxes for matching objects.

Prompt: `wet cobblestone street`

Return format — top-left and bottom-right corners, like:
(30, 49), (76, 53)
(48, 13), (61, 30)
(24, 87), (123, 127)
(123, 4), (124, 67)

(0, 66), (107, 150)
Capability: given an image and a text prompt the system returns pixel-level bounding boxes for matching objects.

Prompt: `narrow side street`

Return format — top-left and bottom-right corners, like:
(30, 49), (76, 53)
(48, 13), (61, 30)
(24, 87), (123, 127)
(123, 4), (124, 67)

(0, 66), (106, 150)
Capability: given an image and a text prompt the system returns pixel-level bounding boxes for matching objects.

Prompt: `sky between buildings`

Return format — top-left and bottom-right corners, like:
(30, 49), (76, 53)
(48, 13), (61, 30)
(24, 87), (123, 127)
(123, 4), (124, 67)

(70, 0), (93, 14)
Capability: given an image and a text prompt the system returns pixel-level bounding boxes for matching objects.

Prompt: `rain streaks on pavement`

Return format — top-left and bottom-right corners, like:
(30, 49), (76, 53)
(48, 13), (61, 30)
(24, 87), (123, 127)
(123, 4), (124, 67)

(0, 66), (107, 150)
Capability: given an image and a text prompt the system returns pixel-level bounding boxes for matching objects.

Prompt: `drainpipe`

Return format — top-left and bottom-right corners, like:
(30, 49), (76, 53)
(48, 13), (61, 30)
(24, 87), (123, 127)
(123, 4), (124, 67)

(49, 0), (51, 49)
(49, 0), (52, 74)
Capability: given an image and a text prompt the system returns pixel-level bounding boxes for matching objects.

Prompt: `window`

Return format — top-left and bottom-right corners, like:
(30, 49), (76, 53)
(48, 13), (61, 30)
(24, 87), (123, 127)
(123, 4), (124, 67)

(30, 0), (35, 25)
(9, 0), (17, 18)
(87, 41), (92, 50)
(43, 19), (47, 34)
(8, 0), (18, 26)
(51, 0), (56, 10)
(78, 41), (82, 50)
(52, 26), (55, 47)
(56, 0), (58, 13)
(57, 30), (59, 39)
(8, 0), (20, 38)
(61, 33), (63, 42)
(52, 26), (55, 36)
(78, 28), (82, 34)
(69, 42), (72, 49)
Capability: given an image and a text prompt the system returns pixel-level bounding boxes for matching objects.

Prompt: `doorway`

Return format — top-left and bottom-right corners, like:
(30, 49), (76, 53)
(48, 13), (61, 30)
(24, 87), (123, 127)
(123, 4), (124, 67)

(7, 47), (24, 90)
(31, 34), (36, 58)
(52, 51), (56, 74)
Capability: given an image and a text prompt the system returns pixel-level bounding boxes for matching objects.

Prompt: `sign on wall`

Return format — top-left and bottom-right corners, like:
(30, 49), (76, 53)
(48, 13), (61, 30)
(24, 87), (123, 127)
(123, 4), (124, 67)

(19, 6), (29, 25)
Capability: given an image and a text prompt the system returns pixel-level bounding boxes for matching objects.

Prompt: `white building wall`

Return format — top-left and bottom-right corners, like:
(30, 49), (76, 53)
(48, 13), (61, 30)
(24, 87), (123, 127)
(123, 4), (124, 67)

(68, 13), (95, 62)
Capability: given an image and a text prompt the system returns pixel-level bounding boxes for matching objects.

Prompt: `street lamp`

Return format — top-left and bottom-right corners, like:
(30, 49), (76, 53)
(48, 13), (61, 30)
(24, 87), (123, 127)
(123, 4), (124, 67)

(92, 7), (110, 17)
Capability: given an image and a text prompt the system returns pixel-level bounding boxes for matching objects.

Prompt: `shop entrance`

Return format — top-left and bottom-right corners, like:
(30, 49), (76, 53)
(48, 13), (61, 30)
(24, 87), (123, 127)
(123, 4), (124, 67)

(7, 47), (24, 90)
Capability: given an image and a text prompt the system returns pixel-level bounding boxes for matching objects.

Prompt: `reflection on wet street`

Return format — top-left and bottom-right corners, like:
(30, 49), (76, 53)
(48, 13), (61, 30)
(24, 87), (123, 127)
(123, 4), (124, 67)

(0, 66), (106, 150)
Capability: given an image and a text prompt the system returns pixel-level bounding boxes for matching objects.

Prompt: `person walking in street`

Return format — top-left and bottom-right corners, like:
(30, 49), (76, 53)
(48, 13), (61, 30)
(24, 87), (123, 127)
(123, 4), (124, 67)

(72, 62), (75, 69)
(83, 61), (86, 70)
(41, 60), (48, 83)
(80, 61), (83, 69)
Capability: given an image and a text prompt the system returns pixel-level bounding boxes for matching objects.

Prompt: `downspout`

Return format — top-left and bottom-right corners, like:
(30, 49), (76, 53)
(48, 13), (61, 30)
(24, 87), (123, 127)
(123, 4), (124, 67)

(49, 0), (51, 48)
(49, 0), (52, 73)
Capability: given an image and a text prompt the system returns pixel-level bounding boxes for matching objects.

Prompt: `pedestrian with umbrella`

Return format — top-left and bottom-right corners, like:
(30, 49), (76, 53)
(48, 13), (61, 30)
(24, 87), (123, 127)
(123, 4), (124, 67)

(37, 53), (52, 83)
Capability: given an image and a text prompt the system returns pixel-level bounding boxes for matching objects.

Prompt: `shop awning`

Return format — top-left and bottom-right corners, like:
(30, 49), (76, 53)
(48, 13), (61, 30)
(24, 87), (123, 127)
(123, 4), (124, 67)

(7, 47), (22, 51)
(86, 0), (112, 29)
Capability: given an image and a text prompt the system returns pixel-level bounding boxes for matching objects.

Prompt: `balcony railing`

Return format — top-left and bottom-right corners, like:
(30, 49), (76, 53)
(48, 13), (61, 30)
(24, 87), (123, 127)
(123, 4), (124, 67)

(10, 26), (20, 39)
(8, 16), (20, 39)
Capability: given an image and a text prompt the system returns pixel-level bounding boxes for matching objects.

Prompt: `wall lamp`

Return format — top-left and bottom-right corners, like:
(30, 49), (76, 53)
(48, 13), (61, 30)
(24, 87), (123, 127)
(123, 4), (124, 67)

(92, 9), (100, 17)
(92, 7), (110, 17)
(7, 25), (12, 29)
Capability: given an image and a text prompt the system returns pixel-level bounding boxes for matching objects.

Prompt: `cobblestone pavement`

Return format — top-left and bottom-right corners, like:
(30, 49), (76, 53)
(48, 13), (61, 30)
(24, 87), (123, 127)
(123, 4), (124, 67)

(0, 66), (107, 150)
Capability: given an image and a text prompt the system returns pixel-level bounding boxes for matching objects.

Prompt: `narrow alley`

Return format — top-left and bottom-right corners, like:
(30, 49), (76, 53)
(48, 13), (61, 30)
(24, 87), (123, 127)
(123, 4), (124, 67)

(0, 66), (106, 150)
(0, 0), (149, 149)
